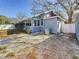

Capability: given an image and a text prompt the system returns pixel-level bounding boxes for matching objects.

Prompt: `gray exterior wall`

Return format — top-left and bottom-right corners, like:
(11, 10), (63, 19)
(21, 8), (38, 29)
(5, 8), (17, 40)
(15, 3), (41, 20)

(44, 18), (58, 33)
(31, 26), (44, 33)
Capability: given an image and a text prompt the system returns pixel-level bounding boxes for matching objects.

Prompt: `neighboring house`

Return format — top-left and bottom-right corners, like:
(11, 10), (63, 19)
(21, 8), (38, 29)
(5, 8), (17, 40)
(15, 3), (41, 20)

(0, 24), (15, 35)
(0, 24), (15, 30)
(74, 9), (79, 40)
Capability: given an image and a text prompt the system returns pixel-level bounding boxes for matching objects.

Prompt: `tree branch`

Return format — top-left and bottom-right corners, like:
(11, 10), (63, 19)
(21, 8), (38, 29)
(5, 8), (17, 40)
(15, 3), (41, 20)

(73, 0), (79, 10)
(56, 12), (67, 22)
(57, 0), (70, 20)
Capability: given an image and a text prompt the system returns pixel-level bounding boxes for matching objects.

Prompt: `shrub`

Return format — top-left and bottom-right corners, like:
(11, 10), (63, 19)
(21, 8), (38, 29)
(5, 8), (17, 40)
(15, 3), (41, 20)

(73, 55), (79, 59)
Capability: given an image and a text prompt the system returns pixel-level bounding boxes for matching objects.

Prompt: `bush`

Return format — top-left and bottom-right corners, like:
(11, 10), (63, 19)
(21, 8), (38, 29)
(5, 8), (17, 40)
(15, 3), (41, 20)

(7, 29), (16, 34)
(73, 55), (79, 59)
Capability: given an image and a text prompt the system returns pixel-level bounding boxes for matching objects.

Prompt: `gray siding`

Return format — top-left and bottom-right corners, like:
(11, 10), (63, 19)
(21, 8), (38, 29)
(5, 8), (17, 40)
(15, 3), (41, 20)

(44, 18), (58, 33)
(31, 26), (44, 33)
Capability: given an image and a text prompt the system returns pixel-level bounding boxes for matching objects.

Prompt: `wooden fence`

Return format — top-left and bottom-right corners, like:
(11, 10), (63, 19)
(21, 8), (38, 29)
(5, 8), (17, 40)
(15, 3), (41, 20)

(61, 22), (76, 33)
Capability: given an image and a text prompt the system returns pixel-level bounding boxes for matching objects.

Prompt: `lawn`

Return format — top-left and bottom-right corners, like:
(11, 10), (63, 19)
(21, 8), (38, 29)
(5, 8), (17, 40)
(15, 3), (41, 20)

(0, 33), (51, 59)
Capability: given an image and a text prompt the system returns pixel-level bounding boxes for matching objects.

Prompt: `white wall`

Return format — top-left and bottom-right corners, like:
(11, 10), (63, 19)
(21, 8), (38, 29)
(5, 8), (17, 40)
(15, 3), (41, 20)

(44, 18), (58, 33)
(61, 22), (76, 33)
(0, 24), (15, 30)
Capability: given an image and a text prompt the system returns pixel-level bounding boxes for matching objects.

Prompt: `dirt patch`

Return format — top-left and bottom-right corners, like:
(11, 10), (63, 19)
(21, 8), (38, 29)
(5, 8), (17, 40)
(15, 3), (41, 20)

(0, 34), (79, 59)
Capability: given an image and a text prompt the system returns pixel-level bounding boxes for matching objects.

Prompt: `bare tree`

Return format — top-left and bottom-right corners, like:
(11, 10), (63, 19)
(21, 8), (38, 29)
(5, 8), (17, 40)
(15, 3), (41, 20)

(32, 0), (79, 23)
(16, 11), (27, 21)
(31, 0), (53, 15)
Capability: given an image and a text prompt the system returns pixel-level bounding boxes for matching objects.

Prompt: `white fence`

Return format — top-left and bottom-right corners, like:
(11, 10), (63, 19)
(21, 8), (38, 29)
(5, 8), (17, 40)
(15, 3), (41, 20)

(0, 24), (15, 30)
(61, 22), (76, 33)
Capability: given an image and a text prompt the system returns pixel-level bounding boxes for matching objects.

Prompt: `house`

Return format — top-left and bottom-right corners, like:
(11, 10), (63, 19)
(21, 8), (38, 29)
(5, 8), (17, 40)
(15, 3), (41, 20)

(22, 10), (77, 35)
(0, 24), (15, 30)
(23, 11), (62, 34)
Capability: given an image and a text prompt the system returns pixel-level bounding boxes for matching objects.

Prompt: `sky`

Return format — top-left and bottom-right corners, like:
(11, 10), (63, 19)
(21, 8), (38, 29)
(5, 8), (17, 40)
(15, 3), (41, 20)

(0, 0), (33, 17)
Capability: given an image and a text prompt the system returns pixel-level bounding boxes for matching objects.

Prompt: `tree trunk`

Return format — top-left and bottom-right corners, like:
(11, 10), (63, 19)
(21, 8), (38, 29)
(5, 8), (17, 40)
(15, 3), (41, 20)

(67, 9), (73, 23)
(68, 18), (72, 23)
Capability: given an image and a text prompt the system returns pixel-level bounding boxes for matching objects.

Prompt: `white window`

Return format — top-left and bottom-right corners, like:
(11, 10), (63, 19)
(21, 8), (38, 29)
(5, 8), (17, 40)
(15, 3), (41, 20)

(34, 20), (37, 26)
(37, 20), (40, 26)
(34, 19), (43, 26)
(41, 19), (43, 26)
